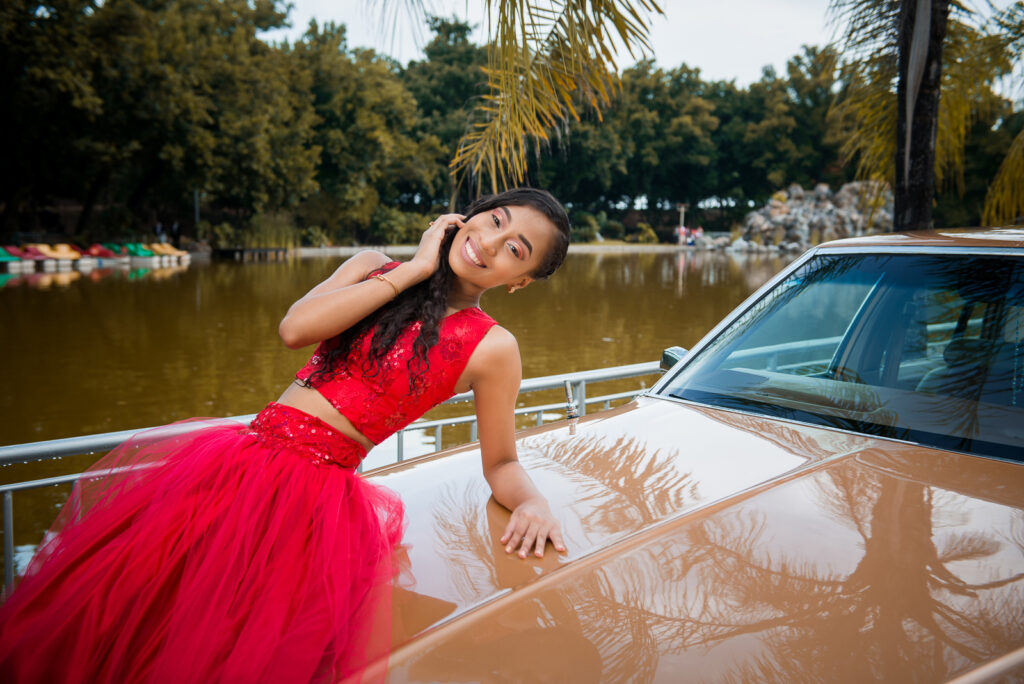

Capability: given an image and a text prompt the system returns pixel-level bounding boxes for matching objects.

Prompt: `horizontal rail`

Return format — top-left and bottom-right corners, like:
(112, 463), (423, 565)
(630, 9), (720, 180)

(0, 418), (253, 467)
(0, 362), (659, 468)
(440, 361), (658, 404)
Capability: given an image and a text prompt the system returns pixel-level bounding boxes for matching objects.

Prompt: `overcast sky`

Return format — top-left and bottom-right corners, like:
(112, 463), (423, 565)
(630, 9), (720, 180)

(261, 0), (838, 86)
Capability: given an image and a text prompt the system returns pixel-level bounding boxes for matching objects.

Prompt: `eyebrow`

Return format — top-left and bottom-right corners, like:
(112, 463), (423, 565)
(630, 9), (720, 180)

(500, 206), (533, 256)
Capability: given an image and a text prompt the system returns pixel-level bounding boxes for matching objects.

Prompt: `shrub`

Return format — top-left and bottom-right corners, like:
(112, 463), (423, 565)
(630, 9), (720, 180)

(635, 222), (658, 244)
(302, 225), (330, 247)
(367, 205), (431, 244)
(247, 211), (299, 249)
(571, 211), (599, 242)
(602, 219), (625, 240)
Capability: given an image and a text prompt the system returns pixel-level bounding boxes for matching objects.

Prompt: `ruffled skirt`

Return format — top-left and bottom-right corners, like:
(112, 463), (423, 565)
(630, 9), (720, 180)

(0, 402), (404, 683)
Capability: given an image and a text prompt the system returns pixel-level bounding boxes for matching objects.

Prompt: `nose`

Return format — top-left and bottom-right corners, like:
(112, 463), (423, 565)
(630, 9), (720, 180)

(480, 229), (501, 256)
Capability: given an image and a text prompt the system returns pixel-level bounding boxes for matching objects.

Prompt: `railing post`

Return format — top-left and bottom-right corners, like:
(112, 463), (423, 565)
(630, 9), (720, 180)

(4, 491), (13, 591)
(575, 380), (587, 417)
(396, 431), (405, 462)
(469, 421), (477, 442)
(434, 425), (442, 452)
(536, 410), (544, 426)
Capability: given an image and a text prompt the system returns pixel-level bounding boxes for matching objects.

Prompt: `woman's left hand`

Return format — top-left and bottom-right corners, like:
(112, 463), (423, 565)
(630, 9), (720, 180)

(501, 497), (567, 559)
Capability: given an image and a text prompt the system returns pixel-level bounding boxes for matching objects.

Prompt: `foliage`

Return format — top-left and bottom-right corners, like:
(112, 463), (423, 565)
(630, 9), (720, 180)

(571, 211), (600, 242)
(4, 3), (1018, 243)
(302, 225), (331, 247)
(626, 222), (658, 243)
(366, 205), (432, 245)
(444, 0), (665, 194)
(247, 211), (300, 249)
(827, 0), (1024, 226)
(291, 22), (441, 243)
(603, 219), (625, 240)
(400, 17), (489, 208)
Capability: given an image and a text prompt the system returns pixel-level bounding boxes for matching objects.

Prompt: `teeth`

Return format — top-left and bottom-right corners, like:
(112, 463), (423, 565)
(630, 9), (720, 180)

(466, 240), (484, 267)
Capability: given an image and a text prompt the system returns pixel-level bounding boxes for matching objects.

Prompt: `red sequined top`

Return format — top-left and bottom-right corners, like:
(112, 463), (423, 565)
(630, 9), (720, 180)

(295, 262), (498, 445)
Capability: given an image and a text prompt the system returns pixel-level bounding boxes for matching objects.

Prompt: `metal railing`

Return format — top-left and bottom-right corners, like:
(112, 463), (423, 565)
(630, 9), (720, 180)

(0, 361), (659, 589)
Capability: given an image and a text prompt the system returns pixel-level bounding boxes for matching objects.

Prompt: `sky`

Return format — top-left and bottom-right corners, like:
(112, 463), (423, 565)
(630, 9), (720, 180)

(260, 0), (838, 86)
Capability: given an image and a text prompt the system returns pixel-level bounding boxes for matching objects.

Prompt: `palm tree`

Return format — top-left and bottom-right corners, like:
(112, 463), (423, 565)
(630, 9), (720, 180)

(381, 0), (664, 197)
(828, 0), (1024, 228)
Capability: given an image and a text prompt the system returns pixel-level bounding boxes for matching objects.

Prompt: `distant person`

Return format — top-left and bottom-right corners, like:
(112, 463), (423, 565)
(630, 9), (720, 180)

(170, 221), (180, 247)
(676, 224), (686, 245)
(154, 220), (166, 244)
(0, 188), (571, 683)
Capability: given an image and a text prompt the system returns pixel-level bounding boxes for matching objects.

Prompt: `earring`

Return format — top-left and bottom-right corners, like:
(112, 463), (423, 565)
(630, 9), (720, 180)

(507, 285), (518, 294)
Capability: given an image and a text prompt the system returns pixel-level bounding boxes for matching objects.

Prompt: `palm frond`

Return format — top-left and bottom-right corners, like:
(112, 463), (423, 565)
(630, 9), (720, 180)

(827, 1), (1015, 212)
(934, 21), (1009, 193)
(982, 126), (1024, 224)
(451, 0), (663, 194)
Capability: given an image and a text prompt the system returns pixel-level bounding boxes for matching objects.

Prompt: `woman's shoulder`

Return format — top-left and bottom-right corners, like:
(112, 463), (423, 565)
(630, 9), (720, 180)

(347, 249), (395, 273)
(474, 324), (519, 357)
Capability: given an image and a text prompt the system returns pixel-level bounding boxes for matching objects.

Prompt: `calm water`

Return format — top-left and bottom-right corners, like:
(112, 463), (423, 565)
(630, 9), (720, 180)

(0, 250), (790, 551)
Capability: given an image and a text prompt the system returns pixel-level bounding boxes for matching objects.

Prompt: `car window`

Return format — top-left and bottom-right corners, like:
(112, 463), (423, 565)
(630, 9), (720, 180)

(660, 253), (1024, 461)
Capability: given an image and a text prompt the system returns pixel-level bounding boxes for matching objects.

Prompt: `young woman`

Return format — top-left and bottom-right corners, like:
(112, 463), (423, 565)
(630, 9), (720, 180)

(0, 188), (572, 683)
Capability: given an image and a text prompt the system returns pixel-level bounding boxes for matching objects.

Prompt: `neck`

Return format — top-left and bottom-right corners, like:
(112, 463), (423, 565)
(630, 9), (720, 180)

(447, 279), (482, 313)
(446, 291), (480, 313)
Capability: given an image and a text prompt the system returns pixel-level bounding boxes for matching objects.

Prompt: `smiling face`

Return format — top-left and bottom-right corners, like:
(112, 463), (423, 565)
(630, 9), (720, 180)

(448, 204), (558, 294)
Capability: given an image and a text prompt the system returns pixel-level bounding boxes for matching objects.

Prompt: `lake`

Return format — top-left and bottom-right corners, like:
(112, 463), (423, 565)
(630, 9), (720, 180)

(0, 248), (792, 553)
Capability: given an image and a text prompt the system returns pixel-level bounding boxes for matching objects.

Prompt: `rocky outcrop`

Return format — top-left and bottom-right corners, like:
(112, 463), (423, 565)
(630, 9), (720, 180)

(728, 181), (893, 252)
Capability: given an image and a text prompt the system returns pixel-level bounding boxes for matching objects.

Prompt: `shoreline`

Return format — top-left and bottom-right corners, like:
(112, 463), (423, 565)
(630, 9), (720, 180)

(294, 243), (706, 258)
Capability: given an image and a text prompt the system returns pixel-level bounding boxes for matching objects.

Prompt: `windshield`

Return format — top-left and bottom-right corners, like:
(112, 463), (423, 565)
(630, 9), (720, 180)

(660, 252), (1024, 461)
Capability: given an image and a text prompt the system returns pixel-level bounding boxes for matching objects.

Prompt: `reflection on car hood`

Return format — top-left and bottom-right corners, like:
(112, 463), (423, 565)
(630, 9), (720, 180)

(359, 397), (1024, 681)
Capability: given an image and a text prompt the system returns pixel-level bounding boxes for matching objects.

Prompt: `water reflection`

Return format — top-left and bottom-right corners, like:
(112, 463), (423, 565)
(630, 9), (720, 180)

(420, 434), (694, 609)
(390, 416), (1024, 682)
(0, 265), (191, 289)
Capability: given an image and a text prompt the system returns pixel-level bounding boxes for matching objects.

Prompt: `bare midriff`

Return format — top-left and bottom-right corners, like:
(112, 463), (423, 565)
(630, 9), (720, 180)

(276, 382), (376, 452)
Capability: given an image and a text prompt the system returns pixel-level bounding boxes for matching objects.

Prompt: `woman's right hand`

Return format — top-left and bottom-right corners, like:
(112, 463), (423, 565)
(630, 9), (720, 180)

(409, 214), (465, 279)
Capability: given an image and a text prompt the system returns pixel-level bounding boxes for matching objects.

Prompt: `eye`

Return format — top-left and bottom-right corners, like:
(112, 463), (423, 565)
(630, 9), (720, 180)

(491, 213), (500, 228)
(508, 243), (521, 258)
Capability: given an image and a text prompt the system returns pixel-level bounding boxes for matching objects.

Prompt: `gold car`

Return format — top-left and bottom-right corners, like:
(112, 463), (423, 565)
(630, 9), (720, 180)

(367, 228), (1024, 683)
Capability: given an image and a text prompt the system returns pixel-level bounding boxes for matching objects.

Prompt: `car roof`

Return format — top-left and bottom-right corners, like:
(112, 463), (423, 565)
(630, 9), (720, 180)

(818, 226), (1024, 250)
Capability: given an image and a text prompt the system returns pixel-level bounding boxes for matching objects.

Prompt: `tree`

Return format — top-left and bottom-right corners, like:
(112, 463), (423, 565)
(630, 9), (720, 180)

(401, 17), (489, 209)
(291, 22), (441, 243)
(390, 0), (666, 196)
(828, 0), (1023, 228)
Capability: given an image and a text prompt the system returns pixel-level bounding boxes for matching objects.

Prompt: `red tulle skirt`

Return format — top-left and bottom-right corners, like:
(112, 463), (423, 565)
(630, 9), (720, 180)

(0, 403), (405, 683)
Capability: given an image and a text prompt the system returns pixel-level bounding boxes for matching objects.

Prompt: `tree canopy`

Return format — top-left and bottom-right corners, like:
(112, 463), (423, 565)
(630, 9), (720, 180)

(1, 2), (1019, 245)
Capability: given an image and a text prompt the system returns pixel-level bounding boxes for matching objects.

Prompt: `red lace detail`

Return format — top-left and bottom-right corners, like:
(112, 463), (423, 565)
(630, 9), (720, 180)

(248, 402), (365, 468)
(295, 262), (497, 444)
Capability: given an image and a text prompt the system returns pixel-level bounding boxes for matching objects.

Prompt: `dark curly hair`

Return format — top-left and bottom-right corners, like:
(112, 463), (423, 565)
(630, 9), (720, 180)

(303, 188), (570, 392)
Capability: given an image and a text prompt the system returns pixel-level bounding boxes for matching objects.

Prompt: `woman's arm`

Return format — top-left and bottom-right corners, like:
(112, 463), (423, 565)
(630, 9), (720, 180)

(278, 215), (464, 348)
(468, 327), (567, 559)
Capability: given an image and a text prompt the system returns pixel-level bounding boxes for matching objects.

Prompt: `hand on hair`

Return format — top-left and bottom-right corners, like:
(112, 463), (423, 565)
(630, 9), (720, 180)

(409, 213), (465, 280)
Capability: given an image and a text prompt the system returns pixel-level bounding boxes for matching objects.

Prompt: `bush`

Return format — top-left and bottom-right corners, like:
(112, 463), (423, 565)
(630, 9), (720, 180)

(602, 219), (625, 240)
(246, 211), (299, 249)
(212, 222), (237, 248)
(571, 211), (599, 242)
(366, 205), (431, 244)
(634, 222), (658, 244)
(302, 225), (330, 247)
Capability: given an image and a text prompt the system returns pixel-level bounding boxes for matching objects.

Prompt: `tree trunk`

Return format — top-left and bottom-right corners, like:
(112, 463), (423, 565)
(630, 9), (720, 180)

(894, 0), (950, 231)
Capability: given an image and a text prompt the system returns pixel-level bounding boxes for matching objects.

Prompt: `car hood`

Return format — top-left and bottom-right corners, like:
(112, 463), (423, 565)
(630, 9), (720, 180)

(367, 396), (1024, 682)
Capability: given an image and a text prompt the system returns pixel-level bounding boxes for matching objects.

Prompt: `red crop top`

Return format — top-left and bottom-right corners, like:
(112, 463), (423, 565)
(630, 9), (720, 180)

(295, 262), (498, 445)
